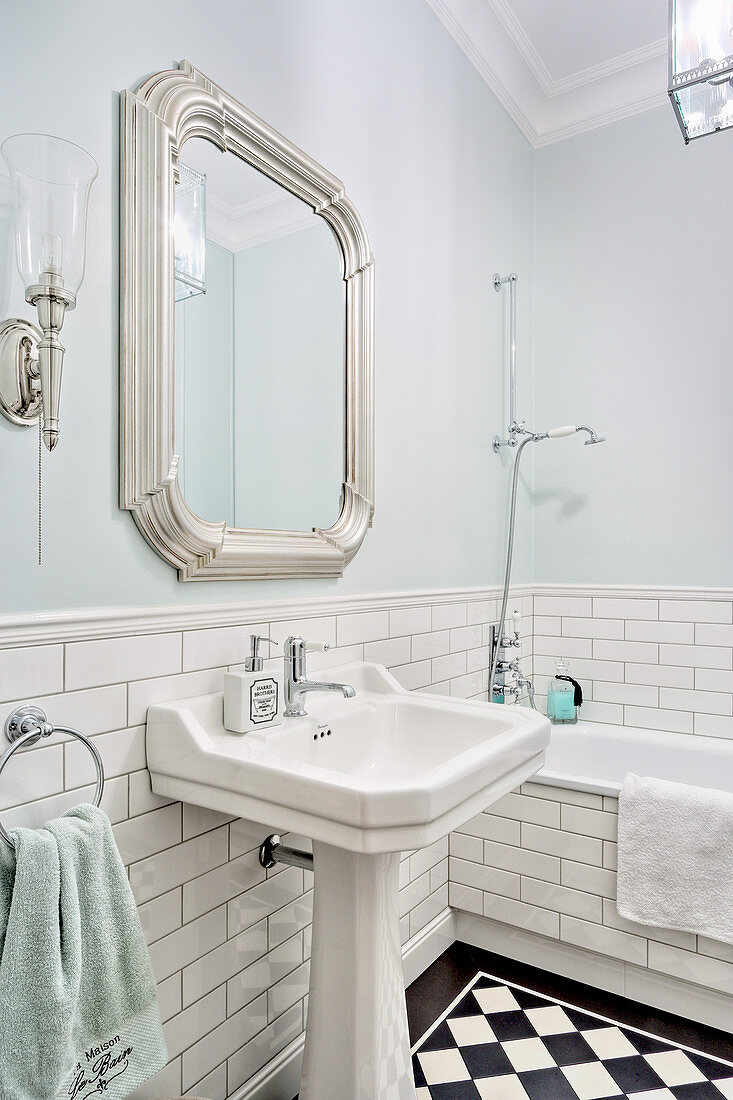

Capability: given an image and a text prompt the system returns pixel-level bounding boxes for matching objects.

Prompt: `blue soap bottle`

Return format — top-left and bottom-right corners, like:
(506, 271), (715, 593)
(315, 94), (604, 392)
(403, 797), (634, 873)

(547, 658), (579, 725)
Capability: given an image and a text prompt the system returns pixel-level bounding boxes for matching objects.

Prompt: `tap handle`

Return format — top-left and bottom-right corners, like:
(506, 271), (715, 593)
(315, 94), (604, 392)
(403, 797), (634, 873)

(512, 610), (521, 636)
(283, 636), (330, 659)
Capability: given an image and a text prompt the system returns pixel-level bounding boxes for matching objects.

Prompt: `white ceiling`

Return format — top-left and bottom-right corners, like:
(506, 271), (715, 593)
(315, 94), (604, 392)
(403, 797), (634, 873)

(423, 0), (670, 145)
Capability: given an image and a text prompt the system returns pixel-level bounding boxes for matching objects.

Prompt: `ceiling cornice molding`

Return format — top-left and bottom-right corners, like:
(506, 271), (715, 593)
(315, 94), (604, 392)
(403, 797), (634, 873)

(206, 190), (316, 252)
(424, 0), (668, 147)
(487, 0), (556, 95)
(424, 0), (540, 144)
(547, 37), (668, 97)
(534, 88), (669, 147)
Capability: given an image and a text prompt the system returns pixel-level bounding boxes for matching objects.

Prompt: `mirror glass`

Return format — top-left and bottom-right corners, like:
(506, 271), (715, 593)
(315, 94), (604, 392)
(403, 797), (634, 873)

(173, 137), (346, 532)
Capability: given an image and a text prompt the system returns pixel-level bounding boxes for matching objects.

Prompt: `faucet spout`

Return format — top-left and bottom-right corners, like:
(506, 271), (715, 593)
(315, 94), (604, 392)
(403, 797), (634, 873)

(301, 680), (356, 699)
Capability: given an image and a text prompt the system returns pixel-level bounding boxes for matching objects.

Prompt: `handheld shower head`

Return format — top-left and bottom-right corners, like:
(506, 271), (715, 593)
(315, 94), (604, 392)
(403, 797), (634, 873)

(576, 425), (606, 445)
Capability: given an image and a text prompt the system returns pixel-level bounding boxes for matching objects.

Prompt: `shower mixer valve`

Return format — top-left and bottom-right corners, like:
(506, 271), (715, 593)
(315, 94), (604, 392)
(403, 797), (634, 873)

(490, 611), (534, 706)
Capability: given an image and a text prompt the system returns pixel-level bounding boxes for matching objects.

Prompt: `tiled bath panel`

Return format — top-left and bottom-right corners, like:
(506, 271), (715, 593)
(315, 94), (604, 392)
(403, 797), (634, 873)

(0, 587), (525, 1099)
(449, 779), (733, 1033)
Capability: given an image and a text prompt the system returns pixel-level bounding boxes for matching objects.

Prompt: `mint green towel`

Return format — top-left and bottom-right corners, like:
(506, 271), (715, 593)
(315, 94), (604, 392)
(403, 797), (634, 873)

(0, 803), (167, 1100)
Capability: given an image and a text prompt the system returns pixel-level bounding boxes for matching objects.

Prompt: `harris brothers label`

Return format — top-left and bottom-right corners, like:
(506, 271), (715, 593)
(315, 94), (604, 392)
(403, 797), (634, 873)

(250, 677), (279, 724)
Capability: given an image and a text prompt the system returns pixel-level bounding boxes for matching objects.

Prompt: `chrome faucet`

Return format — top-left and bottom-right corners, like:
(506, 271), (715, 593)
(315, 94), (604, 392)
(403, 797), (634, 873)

(283, 636), (356, 717)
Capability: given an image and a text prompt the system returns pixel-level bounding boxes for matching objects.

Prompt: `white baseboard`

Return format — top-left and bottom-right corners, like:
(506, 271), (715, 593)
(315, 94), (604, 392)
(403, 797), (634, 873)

(232, 1035), (305, 1100)
(403, 906), (457, 987)
(233, 907), (457, 1099)
(456, 911), (733, 1032)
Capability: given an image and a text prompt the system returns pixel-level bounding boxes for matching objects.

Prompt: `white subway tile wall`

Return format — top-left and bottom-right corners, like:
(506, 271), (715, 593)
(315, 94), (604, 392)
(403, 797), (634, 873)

(4, 586), (732, 1097)
(0, 591), (515, 1100)
(530, 592), (733, 736)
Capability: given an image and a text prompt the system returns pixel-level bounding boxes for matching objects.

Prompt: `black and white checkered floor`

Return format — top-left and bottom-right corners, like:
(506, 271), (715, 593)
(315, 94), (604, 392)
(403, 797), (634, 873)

(411, 972), (733, 1099)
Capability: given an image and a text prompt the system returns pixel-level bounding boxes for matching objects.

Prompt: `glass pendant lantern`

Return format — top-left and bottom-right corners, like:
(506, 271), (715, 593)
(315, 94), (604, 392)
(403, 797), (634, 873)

(669, 0), (733, 141)
(174, 162), (206, 301)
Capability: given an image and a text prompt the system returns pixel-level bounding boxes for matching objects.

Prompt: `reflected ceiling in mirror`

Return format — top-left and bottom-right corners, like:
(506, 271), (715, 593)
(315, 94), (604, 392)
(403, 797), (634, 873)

(174, 138), (345, 533)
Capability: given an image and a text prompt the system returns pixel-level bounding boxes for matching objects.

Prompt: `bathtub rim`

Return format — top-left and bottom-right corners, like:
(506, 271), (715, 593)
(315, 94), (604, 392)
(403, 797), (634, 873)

(534, 719), (733, 798)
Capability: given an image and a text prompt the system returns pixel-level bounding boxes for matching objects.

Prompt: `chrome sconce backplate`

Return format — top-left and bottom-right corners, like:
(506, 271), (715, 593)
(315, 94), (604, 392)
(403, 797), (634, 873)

(0, 317), (43, 427)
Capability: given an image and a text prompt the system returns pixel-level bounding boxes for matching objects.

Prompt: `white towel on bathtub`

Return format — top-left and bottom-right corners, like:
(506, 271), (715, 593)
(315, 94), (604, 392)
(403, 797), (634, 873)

(617, 772), (733, 945)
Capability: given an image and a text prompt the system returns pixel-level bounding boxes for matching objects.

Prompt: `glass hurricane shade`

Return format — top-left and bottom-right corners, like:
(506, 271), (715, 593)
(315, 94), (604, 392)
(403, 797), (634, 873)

(670, 0), (733, 141)
(174, 162), (206, 302)
(1, 133), (97, 294)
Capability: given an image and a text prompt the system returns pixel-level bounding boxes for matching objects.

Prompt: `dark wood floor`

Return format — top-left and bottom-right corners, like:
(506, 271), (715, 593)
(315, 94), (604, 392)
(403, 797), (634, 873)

(407, 940), (733, 1061)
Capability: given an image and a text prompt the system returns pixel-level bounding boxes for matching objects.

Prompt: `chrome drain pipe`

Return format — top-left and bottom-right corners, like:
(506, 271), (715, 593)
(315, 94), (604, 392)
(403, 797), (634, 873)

(258, 833), (313, 871)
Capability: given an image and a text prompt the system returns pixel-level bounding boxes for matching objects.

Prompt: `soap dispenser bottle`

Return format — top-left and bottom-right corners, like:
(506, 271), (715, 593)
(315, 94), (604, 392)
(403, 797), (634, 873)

(547, 658), (582, 725)
(224, 634), (283, 734)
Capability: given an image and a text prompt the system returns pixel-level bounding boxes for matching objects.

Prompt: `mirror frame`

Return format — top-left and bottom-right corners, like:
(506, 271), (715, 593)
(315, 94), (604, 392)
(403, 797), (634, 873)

(120, 61), (374, 580)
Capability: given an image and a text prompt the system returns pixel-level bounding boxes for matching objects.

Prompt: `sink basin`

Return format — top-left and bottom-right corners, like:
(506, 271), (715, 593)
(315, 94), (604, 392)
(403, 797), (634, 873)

(146, 661), (550, 1100)
(147, 661), (549, 853)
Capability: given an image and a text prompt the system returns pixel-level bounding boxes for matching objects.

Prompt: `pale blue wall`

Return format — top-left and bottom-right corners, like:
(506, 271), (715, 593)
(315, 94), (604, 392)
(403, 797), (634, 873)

(532, 107), (733, 586)
(0, 0), (535, 613)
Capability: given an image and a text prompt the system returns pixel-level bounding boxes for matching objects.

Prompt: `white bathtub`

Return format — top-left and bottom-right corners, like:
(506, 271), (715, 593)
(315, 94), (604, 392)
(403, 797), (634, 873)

(535, 719), (733, 797)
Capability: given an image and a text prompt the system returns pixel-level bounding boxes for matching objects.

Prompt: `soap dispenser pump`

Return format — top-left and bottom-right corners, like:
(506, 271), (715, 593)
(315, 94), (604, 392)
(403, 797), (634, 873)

(547, 658), (582, 725)
(224, 634), (283, 734)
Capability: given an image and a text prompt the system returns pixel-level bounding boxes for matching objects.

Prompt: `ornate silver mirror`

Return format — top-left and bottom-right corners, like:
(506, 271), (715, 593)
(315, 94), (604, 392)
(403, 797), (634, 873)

(120, 62), (374, 580)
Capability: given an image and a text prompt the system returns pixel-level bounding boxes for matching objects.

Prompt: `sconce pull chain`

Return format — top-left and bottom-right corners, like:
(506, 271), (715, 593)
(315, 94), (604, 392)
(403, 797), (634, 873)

(38, 415), (42, 567)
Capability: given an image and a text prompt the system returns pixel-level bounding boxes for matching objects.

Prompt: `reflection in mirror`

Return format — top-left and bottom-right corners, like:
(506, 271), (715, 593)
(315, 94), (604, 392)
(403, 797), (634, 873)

(173, 137), (345, 532)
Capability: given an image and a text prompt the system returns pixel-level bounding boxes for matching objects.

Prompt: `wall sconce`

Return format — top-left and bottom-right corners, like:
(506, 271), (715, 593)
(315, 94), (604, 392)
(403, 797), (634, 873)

(669, 0), (733, 142)
(0, 133), (97, 449)
(174, 162), (206, 302)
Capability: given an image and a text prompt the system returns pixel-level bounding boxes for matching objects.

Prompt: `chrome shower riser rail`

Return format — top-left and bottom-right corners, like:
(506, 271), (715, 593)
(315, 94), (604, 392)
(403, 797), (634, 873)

(493, 271), (519, 448)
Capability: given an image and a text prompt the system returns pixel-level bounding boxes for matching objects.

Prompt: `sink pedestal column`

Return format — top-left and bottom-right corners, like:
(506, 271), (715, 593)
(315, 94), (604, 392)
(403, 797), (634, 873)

(299, 841), (417, 1100)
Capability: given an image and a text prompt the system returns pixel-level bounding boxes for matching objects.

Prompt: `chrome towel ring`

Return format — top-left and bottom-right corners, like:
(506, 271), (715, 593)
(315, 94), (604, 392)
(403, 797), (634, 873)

(0, 704), (105, 849)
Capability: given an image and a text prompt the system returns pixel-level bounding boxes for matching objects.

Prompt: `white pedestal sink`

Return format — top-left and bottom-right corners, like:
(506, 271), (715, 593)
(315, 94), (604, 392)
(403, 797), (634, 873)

(147, 662), (550, 1099)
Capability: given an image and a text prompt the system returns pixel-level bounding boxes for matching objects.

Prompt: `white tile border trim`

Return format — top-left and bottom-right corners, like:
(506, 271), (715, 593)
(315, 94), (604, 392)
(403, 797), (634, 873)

(0, 587), (527, 648)
(4, 583), (733, 649)
(534, 584), (733, 601)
